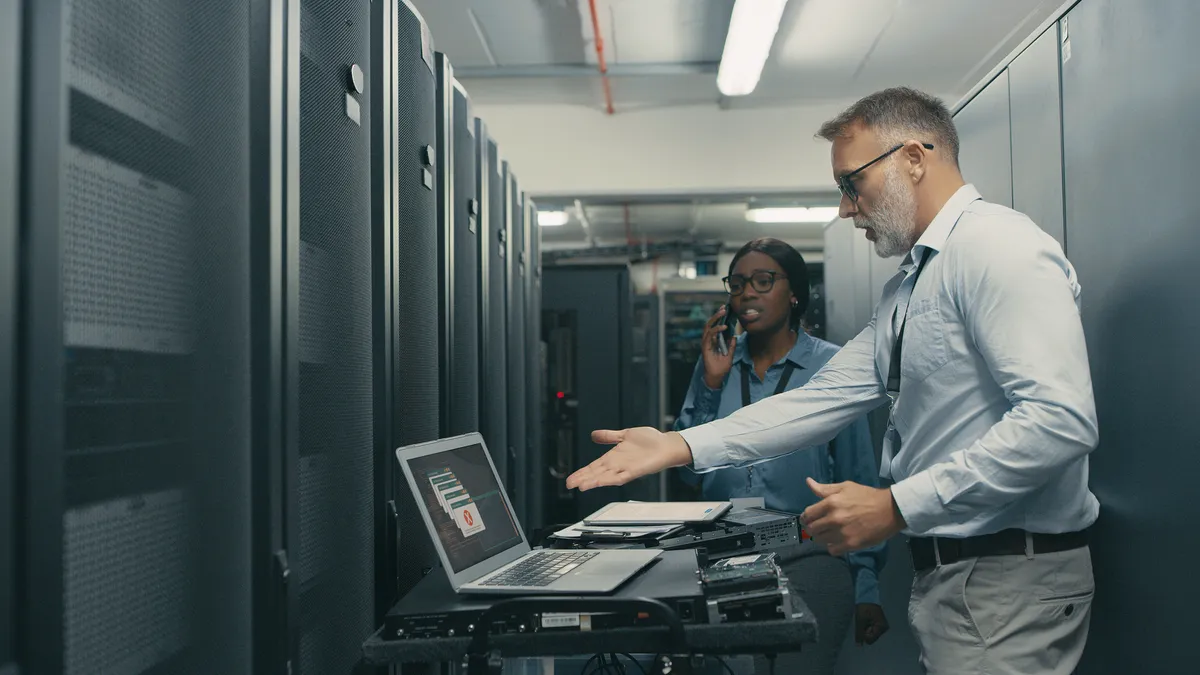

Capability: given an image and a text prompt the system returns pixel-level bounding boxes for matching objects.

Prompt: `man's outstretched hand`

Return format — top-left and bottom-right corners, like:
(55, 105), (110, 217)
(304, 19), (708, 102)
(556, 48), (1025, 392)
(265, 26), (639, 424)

(566, 427), (694, 491)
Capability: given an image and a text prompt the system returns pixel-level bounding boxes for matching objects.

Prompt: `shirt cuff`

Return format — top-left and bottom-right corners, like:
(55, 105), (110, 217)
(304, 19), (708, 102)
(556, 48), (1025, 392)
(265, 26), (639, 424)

(853, 567), (881, 606)
(692, 381), (722, 416)
(890, 470), (944, 535)
(677, 425), (726, 473)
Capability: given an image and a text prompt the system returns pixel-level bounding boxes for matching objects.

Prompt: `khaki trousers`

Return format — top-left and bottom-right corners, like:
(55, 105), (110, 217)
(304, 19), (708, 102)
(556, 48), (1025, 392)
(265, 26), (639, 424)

(908, 545), (1094, 675)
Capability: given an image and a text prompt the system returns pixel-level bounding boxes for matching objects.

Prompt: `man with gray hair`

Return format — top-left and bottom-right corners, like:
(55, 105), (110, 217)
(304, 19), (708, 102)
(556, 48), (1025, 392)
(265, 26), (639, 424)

(567, 87), (1098, 674)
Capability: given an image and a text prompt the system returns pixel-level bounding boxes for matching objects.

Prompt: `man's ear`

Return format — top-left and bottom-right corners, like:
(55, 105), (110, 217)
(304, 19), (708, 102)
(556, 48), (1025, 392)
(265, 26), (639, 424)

(903, 140), (927, 183)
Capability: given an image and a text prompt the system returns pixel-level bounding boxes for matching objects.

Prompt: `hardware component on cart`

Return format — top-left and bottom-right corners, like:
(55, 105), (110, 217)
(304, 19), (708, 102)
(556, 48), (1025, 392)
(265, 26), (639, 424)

(383, 549), (708, 640)
(705, 584), (798, 624)
(657, 507), (801, 560)
(700, 552), (783, 597)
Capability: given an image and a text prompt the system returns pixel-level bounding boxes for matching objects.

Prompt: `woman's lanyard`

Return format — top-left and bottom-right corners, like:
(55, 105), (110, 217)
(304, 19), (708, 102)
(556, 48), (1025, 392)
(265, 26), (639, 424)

(740, 360), (797, 407)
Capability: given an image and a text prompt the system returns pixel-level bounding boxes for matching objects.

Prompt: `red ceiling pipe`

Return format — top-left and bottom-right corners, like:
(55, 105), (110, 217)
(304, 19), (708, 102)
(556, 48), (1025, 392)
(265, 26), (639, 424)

(587, 0), (615, 115)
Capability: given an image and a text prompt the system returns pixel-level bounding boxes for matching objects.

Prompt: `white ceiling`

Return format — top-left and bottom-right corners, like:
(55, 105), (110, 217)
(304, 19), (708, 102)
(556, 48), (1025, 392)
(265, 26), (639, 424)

(411, 0), (1066, 110)
(409, 0), (1065, 254)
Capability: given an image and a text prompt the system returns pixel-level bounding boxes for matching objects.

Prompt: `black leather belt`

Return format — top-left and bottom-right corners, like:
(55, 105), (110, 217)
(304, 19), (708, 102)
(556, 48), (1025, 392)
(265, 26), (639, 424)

(909, 528), (1088, 572)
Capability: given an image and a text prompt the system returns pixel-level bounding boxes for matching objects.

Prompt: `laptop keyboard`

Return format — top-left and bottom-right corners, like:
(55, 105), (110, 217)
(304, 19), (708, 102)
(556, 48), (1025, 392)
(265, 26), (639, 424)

(479, 550), (600, 587)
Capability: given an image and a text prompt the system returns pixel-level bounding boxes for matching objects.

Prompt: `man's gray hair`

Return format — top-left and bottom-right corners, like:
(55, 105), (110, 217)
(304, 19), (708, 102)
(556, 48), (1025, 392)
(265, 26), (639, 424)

(817, 87), (960, 166)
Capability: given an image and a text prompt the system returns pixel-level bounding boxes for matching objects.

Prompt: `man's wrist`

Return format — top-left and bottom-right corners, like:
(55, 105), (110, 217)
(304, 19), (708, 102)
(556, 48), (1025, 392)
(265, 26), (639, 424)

(666, 431), (695, 467)
(887, 487), (907, 530)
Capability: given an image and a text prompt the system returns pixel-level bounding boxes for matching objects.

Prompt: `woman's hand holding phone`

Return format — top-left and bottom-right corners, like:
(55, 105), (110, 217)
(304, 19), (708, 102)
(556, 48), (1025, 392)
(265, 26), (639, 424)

(701, 305), (738, 390)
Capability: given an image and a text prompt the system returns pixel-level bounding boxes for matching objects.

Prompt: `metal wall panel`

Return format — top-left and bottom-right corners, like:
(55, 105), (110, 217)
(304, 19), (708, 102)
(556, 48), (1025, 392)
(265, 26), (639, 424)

(1009, 24), (1066, 249)
(822, 219), (861, 346)
(954, 69), (1014, 208)
(0, 1), (18, 666)
(1060, 1), (1200, 672)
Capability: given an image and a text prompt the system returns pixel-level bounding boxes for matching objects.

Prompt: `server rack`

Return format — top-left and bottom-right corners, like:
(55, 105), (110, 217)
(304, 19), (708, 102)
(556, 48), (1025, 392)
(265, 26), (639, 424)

(503, 166), (528, 523)
(18, 1), (287, 673)
(478, 132), (510, 485)
(435, 56), (480, 438)
(0, 2), (18, 670)
(524, 199), (546, 530)
(294, 1), (376, 672)
(541, 266), (637, 520)
(387, 0), (441, 603)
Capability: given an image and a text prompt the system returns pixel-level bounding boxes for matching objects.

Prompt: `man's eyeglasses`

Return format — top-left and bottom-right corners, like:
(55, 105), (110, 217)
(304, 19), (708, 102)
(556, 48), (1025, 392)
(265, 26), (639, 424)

(836, 142), (934, 203)
(723, 271), (787, 296)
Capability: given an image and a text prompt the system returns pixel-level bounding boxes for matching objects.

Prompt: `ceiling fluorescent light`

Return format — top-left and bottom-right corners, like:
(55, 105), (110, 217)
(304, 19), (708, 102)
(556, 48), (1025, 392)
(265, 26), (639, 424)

(745, 206), (840, 224)
(717, 0), (789, 97)
(538, 210), (569, 227)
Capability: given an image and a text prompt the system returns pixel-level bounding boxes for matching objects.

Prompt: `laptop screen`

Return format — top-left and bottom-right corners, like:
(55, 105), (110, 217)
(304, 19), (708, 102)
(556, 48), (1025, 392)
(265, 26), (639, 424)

(405, 442), (524, 573)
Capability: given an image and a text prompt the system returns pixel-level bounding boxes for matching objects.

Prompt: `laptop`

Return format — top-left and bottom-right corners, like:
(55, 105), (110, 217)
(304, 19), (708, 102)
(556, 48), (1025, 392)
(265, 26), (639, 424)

(396, 432), (661, 595)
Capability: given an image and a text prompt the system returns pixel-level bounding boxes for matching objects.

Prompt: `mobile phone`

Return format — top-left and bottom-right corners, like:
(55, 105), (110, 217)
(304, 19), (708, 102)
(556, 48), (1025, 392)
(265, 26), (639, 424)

(717, 303), (738, 355)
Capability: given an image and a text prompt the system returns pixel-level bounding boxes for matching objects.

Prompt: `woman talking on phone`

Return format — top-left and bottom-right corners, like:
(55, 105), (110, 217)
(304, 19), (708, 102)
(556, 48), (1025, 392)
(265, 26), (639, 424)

(675, 238), (888, 674)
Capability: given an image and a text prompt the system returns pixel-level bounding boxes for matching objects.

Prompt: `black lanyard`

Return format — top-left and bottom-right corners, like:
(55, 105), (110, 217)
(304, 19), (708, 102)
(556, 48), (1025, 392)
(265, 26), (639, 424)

(886, 248), (932, 397)
(740, 361), (797, 408)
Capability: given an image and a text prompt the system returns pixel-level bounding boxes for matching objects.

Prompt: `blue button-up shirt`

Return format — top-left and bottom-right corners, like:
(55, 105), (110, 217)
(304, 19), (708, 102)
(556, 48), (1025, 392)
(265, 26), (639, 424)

(673, 331), (886, 605)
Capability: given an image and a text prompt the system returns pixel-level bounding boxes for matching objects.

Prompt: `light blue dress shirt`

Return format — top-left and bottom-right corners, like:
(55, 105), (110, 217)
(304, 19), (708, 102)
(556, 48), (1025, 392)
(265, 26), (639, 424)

(679, 185), (1100, 539)
(673, 331), (886, 605)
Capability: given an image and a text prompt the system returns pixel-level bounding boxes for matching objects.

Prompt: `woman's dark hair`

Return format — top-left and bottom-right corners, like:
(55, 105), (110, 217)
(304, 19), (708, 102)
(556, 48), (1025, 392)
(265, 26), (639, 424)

(727, 237), (810, 331)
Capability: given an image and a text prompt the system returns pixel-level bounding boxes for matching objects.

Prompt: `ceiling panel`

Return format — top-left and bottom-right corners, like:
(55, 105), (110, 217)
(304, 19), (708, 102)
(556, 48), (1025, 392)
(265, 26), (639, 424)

(607, 0), (732, 64)
(856, 0), (1062, 94)
(407, 0), (496, 67)
(472, 0), (586, 66)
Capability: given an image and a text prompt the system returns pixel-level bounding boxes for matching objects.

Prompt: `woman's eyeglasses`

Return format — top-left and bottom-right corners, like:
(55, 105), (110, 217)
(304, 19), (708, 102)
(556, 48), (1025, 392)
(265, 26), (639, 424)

(723, 271), (787, 296)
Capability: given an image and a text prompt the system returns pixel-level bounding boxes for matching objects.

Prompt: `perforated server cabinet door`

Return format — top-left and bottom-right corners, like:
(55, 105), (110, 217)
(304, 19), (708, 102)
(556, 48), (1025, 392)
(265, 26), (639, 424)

(21, 1), (278, 673)
(391, 0), (441, 600)
(504, 168), (528, 523)
(480, 137), (509, 481)
(1060, 2), (1200, 672)
(0, 0), (18, 667)
(296, 1), (375, 672)
(447, 83), (479, 436)
(954, 70), (1014, 208)
(524, 200), (544, 529)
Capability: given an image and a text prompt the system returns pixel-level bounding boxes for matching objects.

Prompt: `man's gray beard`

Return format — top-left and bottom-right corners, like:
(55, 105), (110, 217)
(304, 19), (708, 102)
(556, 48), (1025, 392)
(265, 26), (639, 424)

(856, 163), (918, 258)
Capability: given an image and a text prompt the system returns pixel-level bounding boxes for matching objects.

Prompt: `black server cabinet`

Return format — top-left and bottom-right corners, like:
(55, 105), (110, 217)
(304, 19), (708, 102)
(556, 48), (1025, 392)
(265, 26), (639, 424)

(477, 131), (509, 483)
(503, 166), (528, 524)
(387, 0), (441, 602)
(435, 55), (480, 437)
(295, 1), (376, 673)
(0, 1), (18, 669)
(18, 1), (285, 673)
(542, 266), (637, 520)
(524, 200), (545, 530)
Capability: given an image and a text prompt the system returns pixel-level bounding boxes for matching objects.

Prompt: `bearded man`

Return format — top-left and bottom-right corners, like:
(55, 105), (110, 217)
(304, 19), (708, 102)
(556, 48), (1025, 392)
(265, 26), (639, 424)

(566, 87), (1099, 675)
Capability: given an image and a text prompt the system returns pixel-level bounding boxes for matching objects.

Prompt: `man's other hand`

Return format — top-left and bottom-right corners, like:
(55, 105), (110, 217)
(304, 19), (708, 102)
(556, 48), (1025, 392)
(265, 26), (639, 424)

(855, 603), (889, 645)
(800, 478), (905, 555)
(565, 428), (693, 491)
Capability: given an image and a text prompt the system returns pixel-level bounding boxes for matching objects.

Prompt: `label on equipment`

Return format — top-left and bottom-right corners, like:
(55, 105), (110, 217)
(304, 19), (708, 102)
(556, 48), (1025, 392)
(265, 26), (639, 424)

(541, 613), (581, 629)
